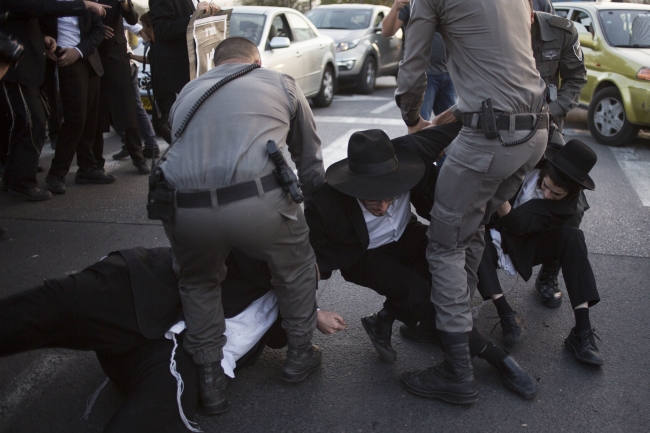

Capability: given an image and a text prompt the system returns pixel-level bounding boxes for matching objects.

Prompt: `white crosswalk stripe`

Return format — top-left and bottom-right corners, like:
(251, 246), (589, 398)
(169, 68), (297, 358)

(609, 145), (650, 207)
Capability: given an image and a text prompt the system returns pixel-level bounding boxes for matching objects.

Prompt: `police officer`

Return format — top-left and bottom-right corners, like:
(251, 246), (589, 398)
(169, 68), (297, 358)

(395, 0), (548, 405)
(159, 37), (324, 415)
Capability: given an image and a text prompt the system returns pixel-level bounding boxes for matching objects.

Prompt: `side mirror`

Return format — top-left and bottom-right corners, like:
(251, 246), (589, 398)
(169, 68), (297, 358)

(270, 37), (290, 49)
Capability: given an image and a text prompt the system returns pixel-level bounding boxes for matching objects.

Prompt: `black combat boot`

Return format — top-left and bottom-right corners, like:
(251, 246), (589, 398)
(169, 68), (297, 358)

(361, 309), (396, 363)
(281, 342), (322, 383)
(196, 361), (229, 415)
(400, 331), (478, 405)
(535, 261), (563, 308)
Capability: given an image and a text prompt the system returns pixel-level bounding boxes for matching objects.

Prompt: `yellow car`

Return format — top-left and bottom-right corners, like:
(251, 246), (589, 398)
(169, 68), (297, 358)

(554, 2), (650, 146)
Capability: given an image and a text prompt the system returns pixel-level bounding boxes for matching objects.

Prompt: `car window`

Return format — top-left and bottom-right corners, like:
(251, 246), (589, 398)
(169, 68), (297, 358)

(571, 10), (593, 33)
(286, 13), (316, 42)
(599, 9), (650, 47)
(305, 9), (372, 30)
(269, 14), (291, 42)
(230, 13), (266, 46)
(555, 9), (570, 19)
(374, 12), (384, 28)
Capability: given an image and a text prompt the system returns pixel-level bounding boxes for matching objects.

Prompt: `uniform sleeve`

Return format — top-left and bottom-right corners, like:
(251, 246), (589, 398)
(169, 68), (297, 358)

(549, 25), (587, 120)
(282, 74), (325, 198)
(395, 0), (439, 125)
(4, 0), (86, 18)
(150, 0), (192, 44)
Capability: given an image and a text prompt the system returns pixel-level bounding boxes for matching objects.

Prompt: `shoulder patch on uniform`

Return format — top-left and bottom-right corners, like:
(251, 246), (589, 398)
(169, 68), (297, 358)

(573, 40), (583, 62)
(549, 15), (573, 32)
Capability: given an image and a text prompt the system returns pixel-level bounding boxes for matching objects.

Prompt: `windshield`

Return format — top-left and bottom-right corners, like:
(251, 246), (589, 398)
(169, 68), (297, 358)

(306, 9), (372, 30)
(599, 10), (650, 48)
(229, 13), (266, 46)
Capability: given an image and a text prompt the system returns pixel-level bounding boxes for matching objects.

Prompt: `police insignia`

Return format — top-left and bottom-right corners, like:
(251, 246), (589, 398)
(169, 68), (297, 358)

(573, 40), (583, 61)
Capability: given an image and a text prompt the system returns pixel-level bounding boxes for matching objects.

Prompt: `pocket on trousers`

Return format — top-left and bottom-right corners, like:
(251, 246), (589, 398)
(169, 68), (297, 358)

(429, 204), (464, 249)
(445, 137), (493, 174)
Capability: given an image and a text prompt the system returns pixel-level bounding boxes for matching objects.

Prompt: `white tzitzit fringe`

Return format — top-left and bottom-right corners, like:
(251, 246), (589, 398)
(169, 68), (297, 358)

(80, 377), (110, 420)
(170, 333), (203, 433)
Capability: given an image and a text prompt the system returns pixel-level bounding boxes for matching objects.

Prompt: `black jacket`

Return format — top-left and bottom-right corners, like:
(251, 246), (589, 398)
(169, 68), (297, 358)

(304, 124), (460, 279)
(0, 0), (86, 87)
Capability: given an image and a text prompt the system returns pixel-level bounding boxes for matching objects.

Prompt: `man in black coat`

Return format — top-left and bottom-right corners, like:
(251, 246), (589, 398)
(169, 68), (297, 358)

(476, 140), (603, 366)
(0, 0), (107, 200)
(0, 247), (347, 432)
(304, 126), (539, 403)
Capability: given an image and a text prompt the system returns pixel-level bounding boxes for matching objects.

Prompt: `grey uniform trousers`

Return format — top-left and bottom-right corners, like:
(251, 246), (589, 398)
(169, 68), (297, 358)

(163, 185), (318, 365)
(427, 125), (547, 333)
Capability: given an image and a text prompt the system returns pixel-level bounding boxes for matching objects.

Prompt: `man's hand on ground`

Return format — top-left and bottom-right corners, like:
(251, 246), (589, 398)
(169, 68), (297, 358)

(57, 48), (80, 67)
(317, 310), (348, 334)
(197, 2), (220, 16)
(84, 1), (109, 17)
(407, 116), (432, 134)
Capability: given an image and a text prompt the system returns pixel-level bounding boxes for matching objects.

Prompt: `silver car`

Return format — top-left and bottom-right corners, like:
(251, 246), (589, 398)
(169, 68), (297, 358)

(306, 4), (403, 94)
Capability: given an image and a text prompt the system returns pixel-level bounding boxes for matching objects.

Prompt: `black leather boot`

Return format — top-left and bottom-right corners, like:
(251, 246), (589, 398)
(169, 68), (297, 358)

(196, 361), (228, 415)
(487, 354), (538, 400)
(535, 261), (562, 308)
(281, 343), (322, 383)
(361, 309), (396, 363)
(399, 323), (441, 345)
(400, 331), (478, 405)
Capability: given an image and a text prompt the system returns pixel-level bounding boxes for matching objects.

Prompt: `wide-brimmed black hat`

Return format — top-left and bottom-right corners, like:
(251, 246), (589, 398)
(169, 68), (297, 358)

(325, 129), (425, 200)
(544, 139), (596, 191)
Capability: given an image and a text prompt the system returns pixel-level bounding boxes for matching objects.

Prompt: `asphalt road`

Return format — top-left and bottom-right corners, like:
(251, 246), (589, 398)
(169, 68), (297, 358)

(1, 77), (649, 432)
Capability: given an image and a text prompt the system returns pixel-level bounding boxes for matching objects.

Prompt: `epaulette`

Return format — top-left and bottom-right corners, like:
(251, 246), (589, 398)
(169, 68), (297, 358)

(548, 15), (574, 32)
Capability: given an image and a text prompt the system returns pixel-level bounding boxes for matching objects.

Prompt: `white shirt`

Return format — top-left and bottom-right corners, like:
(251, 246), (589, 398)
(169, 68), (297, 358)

(57, 16), (83, 58)
(358, 192), (411, 250)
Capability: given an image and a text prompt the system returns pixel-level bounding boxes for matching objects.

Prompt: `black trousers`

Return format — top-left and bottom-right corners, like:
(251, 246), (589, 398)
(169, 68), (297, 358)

(341, 219), (437, 331)
(42, 58), (62, 137)
(48, 59), (101, 178)
(476, 227), (600, 308)
(0, 274), (198, 433)
(0, 81), (47, 189)
(94, 126), (145, 169)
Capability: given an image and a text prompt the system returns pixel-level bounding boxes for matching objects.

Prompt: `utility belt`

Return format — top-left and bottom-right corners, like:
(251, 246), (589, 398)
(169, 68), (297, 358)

(175, 173), (282, 209)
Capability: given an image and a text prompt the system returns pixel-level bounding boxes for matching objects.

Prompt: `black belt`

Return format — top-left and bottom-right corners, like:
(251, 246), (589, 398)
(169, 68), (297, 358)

(176, 173), (282, 208)
(462, 112), (548, 131)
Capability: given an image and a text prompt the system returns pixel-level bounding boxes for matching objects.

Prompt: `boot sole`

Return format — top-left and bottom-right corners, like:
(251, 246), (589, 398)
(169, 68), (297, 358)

(361, 318), (397, 364)
(564, 340), (604, 365)
(280, 363), (320, 383)
(540, 297), (562, 309)
(45, 185), (66, 194)
(400, 377), (478, 405)
(502, 377), (538, 400)
(202, 399), (229, 415)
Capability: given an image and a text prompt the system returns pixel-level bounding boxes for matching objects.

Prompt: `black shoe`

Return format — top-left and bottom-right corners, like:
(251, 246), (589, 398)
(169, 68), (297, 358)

(399, 323), (440, 345)
(564, 328), (604, 365)
(45, 175), (66, 194)
(536, 262), (563, 308)
(196, 362), (229, 415)
(143, 147), (161, 158)
(400, 332), (478, 405)
(134, 159), (151, 175)
(491, 355), (538, 400)
(8, 186), (52, 201)
(112, 148), (130, 160)
(75, 168), (116, 184)
(361, 311), (396, 363)
(498, 312), (525, 348)
(281, 343), (322, 383)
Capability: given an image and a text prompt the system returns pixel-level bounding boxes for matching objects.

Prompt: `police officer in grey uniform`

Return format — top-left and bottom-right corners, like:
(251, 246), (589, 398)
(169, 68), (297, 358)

(394, 0), (548, 405)
(159, 37), (324, 414)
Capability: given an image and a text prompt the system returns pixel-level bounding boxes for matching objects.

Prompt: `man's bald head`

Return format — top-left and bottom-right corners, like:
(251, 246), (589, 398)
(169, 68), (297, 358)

(213, 37), (261, 67)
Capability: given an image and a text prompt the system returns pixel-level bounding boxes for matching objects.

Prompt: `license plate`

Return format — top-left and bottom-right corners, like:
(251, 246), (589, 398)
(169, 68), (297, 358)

(141, 96), (153, 111)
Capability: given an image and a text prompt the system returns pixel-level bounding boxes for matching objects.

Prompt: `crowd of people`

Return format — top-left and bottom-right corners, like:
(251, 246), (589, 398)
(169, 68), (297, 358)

(0, 0), (605, 431)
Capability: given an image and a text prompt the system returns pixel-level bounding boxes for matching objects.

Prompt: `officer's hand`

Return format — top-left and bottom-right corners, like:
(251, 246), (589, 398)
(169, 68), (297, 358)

(58, 48), (81, 67)
(392, 0), (410, 11)
(84, 1), (109, 17)
(197, 2), (220, 16)
(407, 116), (432, 134)
(317, 310), (348, 334)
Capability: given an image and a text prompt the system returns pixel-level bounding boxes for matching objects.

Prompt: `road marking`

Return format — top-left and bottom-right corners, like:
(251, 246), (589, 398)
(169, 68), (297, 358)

(333, 95), (392, 102)
(370, 101), (397, 114)
(315, 116), (404, 126)
(561, 128), (591, 137)
(610, 145), (650, 206)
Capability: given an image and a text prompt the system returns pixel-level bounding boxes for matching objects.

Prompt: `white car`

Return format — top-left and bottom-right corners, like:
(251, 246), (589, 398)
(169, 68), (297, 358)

(229, 6), (338, 107)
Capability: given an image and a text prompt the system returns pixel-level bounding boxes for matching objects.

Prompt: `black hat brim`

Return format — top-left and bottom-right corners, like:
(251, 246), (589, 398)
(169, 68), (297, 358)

(544, 145), (595, 191)
(326, 146), (425, 200)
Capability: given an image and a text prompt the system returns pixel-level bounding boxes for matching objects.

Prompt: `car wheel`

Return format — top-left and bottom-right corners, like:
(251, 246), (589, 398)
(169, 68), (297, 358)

(313, 65), (335, 108)
(356, 56), (376, 95)
(587, 87), (639, 146)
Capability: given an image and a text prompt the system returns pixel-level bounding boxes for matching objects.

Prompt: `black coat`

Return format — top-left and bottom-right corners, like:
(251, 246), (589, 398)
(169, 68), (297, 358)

(41, 9), (105, 77)
(149, 0), (195, 94)
(304, 124), (460, 279)
(96, 0), (139, 131)
(0, 0), (86, 87)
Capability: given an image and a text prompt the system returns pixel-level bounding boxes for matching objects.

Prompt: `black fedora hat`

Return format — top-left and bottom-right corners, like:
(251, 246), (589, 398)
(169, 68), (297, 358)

(326, 130), (425, 200)
(544, 139), (596, 191)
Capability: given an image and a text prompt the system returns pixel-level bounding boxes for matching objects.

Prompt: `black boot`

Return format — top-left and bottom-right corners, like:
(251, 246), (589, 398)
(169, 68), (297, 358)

(400, 331), (478, 405)
(535, 262), (562, 308)
(399, 323), (441, 345)
(487, 354), (538, 400)
(361, 309), (396, 363)
(498, 311), (525, 348)
(196, 361), (228, 415)
(281, 342), (322, 383)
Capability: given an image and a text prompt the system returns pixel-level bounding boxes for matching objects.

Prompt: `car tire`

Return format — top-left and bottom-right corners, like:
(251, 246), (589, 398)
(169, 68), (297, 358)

(356, 56), (376, 95)
(313, 65), (335, 108)
(587, 87), (639, 146)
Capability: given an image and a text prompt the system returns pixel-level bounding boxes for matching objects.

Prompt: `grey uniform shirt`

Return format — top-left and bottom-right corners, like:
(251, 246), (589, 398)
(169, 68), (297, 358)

(395, 0), (546, 125)
(161, 63), (324, 196)
(398, 5), (447, 76)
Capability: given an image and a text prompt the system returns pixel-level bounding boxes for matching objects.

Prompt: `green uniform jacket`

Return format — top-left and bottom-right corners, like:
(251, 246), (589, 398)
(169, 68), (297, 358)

(532, 11), (587, 126)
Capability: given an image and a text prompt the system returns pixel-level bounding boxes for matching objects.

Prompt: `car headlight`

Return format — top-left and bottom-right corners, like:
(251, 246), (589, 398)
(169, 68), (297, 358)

(637, 67), (650, 81)
(337, 39), (360, 52)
